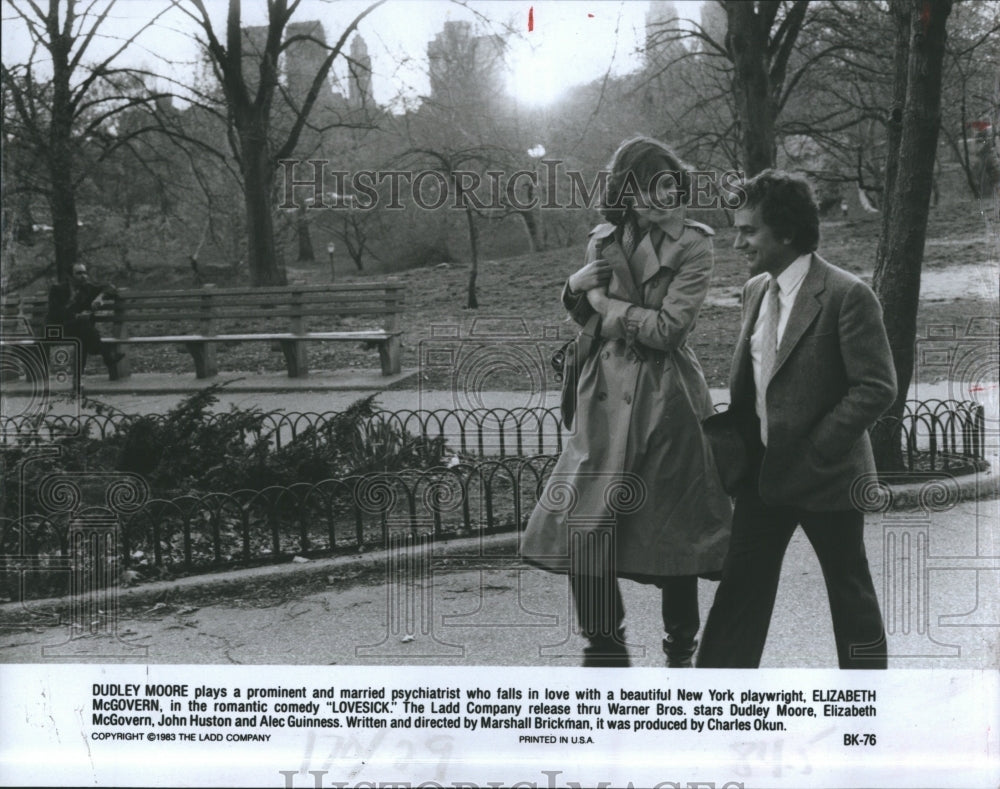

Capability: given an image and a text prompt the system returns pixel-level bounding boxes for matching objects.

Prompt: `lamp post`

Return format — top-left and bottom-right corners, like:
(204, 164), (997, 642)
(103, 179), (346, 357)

(327, 241), (336, 281)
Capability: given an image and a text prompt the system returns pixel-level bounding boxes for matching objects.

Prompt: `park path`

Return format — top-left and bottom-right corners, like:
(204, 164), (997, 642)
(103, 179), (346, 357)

(0, 498), (996, 668)
(1, 379), (990, 419)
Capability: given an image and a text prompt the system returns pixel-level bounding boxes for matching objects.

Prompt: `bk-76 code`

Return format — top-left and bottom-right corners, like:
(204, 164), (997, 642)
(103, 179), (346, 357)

(844, 733), (876, 746)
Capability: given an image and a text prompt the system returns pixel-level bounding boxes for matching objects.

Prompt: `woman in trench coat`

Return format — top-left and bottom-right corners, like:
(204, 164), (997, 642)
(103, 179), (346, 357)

(521, 137), (732, 667)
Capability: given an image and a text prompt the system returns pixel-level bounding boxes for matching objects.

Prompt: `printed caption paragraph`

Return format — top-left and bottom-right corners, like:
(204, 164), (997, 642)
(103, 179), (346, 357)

(90, 682), (878, 745)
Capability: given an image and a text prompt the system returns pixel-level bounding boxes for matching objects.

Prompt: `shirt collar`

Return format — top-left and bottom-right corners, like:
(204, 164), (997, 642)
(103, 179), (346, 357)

(772, 253), (811, 294)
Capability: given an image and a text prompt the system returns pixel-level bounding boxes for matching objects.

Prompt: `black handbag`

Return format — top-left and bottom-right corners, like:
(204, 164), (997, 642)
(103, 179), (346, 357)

(701, 409), (750, 495)
(551, 313), (601, 429)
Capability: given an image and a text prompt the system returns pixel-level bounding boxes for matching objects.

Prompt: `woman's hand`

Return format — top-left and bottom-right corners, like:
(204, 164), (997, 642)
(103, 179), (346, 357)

(586, 286), (609, 313)
(569, 258), (611, 294)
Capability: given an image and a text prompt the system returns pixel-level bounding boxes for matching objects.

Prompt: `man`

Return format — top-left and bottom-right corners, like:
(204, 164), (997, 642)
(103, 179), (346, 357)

(49, 263), (122, 376)
(697, 170), (896, 669)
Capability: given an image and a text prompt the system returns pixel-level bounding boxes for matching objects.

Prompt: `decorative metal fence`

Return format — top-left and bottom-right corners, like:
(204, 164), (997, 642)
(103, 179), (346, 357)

(0, 399), (987, 469)
(1, 457), (560, 601)
(870, 399), (987, 471)
(0, 399), (989, 602)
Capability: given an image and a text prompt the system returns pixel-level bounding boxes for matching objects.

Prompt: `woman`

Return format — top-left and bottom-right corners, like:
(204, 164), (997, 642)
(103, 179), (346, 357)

(522, 137), (732, 667)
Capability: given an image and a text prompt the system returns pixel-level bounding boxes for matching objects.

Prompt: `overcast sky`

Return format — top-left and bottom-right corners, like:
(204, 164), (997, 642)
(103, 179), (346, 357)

(1, 1), (705, 108)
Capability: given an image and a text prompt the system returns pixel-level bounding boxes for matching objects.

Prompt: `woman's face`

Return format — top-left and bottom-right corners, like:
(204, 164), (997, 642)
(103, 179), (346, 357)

(631, 171), (681, 228)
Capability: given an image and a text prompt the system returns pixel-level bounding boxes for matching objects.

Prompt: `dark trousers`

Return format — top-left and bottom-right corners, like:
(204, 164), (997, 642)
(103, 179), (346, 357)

(697, 481), (887, 669)
(64, 317), (110, 370)
(570, 570), (699, 644)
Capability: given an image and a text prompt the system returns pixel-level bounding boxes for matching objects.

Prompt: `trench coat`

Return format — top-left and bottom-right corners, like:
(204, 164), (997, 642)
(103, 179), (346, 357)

(521, 209), (732, 579)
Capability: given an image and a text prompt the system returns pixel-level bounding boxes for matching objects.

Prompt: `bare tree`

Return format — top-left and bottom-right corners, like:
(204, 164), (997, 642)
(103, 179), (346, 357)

(871, 0), (953, 470)
(1, 0), (174, 281)
(643, 0), (815, 176)
(400, 145), (513, 309)
(180, 0), (384, 286)
(939, 1), (1000, 197)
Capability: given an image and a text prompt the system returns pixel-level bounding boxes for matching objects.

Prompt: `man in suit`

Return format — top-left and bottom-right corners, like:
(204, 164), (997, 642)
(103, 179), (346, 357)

(697, 170), (896, 669)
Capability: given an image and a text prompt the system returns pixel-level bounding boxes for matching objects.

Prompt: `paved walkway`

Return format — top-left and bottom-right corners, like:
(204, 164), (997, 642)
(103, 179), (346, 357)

(1, 372), (993, 416)
(0, 494), (997, 668)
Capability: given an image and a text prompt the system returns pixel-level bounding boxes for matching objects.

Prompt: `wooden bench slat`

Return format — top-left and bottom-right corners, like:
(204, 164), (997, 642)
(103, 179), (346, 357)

(3, 281), (405, 379)
(84, 306), (402, 323)
(98, 292), (405, 304)
(109, 282), (406, 299)
(113, 331), (398, 343)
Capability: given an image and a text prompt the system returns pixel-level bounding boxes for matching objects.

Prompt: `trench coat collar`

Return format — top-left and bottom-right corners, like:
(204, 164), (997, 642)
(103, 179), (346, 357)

(591, 208), (688, 295)
(595, 232), (643, 304)
(637, 207), (687, 284)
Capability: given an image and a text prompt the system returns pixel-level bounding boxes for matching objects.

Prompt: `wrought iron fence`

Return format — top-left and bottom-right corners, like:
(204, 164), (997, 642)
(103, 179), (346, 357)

(0, 456), (560, 601)
(0, 398), (991, 603)
(870, 399), (987, 471)
(0, 400), (988, 469)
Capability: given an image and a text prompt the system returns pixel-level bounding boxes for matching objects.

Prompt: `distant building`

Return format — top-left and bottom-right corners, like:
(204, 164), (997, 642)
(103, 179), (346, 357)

(699, 1), (728, 50)
(348, 35), (374, 110)
(427, 20), (506, 107)
(240, 25), (269, 94)
(284, 20), (336, 109)
(240, 20), (369, 115)
(644, 0), (681, 67)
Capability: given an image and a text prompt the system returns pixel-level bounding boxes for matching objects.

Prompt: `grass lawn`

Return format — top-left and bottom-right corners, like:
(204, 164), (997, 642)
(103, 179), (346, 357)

(73, 198), (1000, 388)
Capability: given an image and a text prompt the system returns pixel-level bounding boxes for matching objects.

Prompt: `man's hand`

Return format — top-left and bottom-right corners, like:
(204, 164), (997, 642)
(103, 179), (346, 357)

(569, 258), (611, 294)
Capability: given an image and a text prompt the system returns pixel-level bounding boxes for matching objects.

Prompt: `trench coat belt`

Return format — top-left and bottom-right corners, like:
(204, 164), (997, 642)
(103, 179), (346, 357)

(597, 336), (670, 365)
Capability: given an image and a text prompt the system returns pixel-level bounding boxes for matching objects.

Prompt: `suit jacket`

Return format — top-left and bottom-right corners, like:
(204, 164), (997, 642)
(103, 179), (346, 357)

(730, 254), (896, 511)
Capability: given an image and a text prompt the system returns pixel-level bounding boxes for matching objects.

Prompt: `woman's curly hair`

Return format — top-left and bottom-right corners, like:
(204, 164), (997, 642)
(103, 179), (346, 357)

(600, 136), (692, 226)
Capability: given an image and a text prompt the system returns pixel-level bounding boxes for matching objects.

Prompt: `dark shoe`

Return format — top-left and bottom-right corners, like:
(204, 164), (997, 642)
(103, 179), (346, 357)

(583, 633), (630, 667)
(662, 635), (698, 668)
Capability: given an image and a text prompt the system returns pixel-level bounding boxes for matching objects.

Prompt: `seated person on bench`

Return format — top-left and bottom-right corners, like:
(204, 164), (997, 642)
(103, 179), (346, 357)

(46, 263), (123, 374)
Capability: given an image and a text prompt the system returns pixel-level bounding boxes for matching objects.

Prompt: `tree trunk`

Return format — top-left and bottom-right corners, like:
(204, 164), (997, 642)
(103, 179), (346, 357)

(871, 0), (952, 471)
(343, 215), (366, 270)
(875, 0), (913, 259)
(241, 129), (287, 286)
(48, 17), (79, 283)
(49, 142), (79, 283)
(725, 2), (776, 176)
(464, 206), (479, 309)
(519, 208), (542, 253)
(296, 204), (314, 262)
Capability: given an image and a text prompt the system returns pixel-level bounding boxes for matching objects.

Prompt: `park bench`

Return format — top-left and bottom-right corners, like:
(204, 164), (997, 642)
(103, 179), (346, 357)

(0, 282), (404, 379)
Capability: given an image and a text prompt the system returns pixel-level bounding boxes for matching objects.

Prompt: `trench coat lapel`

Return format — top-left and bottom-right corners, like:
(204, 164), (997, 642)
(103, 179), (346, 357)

(601, 238), (643, 304)
(772, 254), (826, 379)
(638, 209), (686, 285)
(633, 232), (662, 289)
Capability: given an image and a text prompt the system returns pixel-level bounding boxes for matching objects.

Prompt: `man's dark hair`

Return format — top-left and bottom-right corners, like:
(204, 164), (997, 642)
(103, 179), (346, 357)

(600, 136), (691, 225)
(742, 169), (820, 254)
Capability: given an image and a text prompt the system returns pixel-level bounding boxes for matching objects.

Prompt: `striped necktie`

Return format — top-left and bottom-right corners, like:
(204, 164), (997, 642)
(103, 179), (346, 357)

(760, 277), (781, 383)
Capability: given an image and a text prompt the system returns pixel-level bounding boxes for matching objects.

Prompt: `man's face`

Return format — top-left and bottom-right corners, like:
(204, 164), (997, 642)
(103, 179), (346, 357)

(71, 266), (88, 283)
(733, 205), (797, 277)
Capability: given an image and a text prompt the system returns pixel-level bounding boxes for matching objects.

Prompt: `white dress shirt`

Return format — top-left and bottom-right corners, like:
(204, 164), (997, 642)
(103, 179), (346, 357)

(750, 253), (812, 445)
